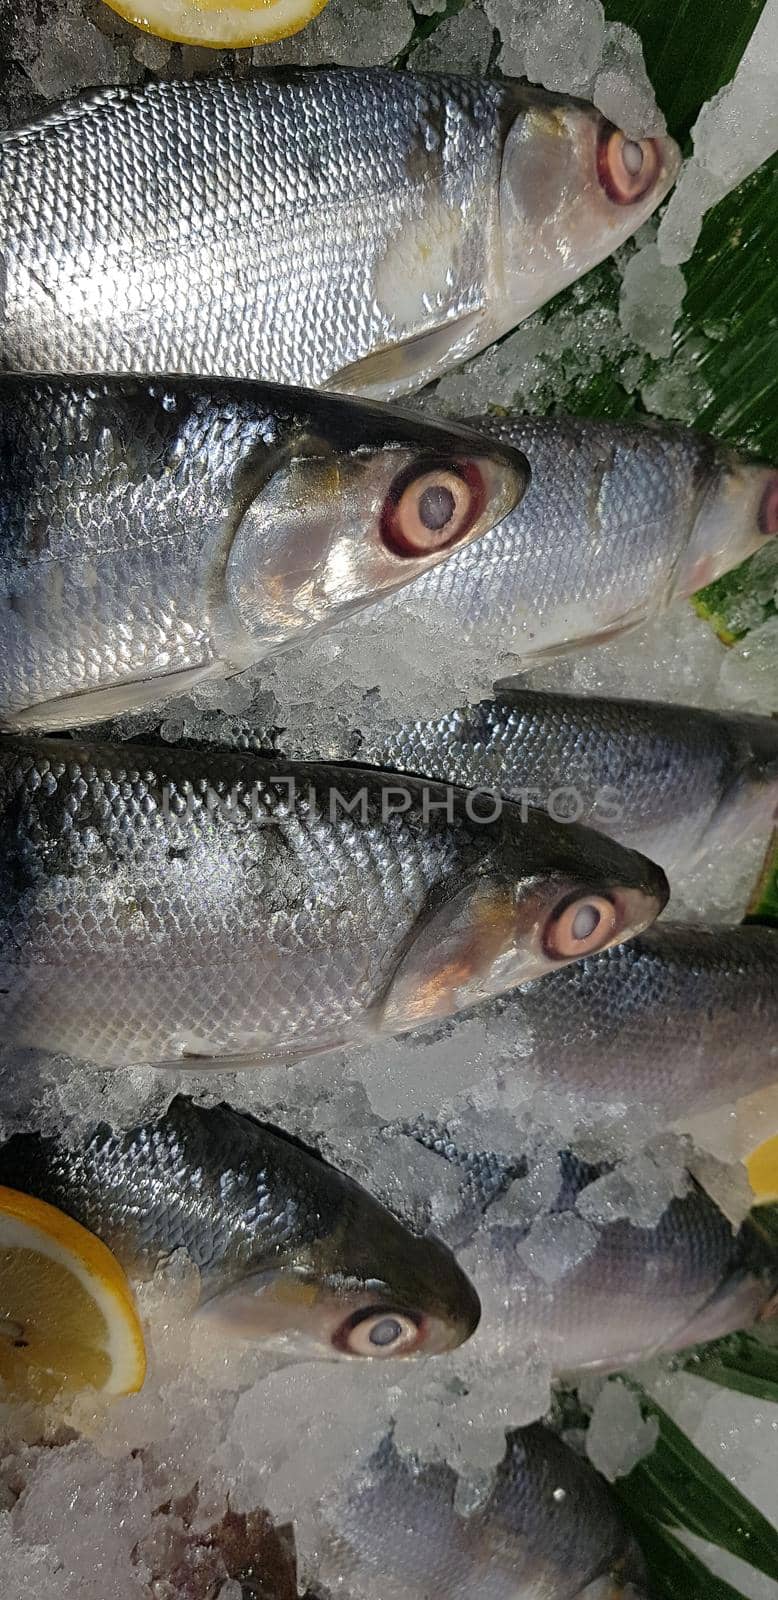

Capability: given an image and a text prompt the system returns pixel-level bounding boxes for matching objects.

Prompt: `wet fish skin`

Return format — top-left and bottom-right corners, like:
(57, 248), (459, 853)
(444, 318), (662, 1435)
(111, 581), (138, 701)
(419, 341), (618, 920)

(371, 414), (778, 656)
(499, 922), (778, 1120)
(0, 375), (525, 731)
(0, 73), (678, 396)
(252, 687), (778, 875)
(0, 738), (667, 1069)
(0, 1097), (480, 1359)
(403, 1127), (778, 1373)
(315, 1424), (646, 1600)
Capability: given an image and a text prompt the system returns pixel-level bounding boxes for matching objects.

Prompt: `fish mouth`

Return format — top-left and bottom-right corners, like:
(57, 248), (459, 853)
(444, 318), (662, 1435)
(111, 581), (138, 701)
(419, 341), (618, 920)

(616, 875), (670, 937)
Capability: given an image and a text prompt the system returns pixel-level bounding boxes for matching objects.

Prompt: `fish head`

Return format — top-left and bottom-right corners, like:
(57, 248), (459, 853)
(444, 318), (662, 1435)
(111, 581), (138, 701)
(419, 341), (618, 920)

(674, 453), (778, 596)
(499, 88), (680, 313)
(379, 808), (669, 1032)
(198, 1191), (480, 1361)
(695, 711), (778, 859)
(225, 397), (527, 650)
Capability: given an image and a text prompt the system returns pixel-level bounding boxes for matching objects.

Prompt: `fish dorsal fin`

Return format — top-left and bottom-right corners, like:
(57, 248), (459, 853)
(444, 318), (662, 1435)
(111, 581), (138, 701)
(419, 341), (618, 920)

(0, 85), (135, 146)
(325, 310), (484, 401)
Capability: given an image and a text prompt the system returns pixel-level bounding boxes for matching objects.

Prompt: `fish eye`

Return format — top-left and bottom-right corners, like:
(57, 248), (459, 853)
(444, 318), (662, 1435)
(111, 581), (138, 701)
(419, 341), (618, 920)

(758, 476), (778, 538)
(381, 461), (485, 558)
(596, 124), (661, 204)
(542, 892), (619, 960)
(332, 1306), (425, 1358)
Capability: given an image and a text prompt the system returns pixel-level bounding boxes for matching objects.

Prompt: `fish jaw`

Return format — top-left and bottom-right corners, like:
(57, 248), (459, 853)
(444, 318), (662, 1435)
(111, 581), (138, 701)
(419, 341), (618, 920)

(674, 455), (778, 596)
(497, 89), (681, 325)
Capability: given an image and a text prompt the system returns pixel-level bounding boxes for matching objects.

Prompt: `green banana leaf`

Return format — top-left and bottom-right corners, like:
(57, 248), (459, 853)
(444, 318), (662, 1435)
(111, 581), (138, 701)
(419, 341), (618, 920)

(688, 1332), (778, 1406)
(745, 830), (778, 923)
(613, 1387), (778, 1586)
(602, 0), (764, 144)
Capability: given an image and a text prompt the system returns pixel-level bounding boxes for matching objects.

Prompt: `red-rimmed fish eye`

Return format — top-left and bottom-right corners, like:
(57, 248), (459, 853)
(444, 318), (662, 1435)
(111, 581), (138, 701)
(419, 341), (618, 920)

(758, 476), (778, 538)
(596, 124), (661, 205)
(332, 1306), (426, 1358)
(381, 460), (486, 558)
(542, 892), (619, 961)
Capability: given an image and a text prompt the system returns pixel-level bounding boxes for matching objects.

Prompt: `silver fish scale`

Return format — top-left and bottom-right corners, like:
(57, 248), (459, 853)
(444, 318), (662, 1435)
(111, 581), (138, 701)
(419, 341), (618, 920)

(242, 685), (778, 872)
(0, 71), (505, 382)
(0, 742), (481, 1065)
(502, 923), (778, 1114)
(0, 379), (281, 718)
(328, 1425), (643, 1599)
(0, 1101), (338, 1284)
(355, 691), (752, 853)
(0, 1098), (479, 1345)
(379, 414), (716, 647)
(398, 1119), (774, 1367)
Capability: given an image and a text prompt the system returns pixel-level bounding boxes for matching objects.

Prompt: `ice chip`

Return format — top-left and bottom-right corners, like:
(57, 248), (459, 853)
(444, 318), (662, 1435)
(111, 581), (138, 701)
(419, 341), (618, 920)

(410, 8), (494, 73)
(594, 22), (665, 136)
(515, 1211), (599, 1284)
(619, 242), (686, 358)
(585, 1379), (659, 1480)
(26, 15), (117, 99)
(576, 1152), (690, 1228)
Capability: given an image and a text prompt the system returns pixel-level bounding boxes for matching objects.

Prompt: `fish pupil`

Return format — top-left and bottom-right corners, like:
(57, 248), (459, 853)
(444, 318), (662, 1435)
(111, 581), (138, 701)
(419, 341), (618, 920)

(418, 485), (456, 530)
(622, 139), (644, 176)
(369, 1316), (403, 1347)
(572, 903), (600, 940)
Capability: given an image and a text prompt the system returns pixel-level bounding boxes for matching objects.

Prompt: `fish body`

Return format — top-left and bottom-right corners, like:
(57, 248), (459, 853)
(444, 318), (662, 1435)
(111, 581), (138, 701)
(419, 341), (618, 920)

(254, 686), (778, 874)
(0, 73), (678, 396)
(0, 375), (525, 731)
(499, 923), (778, 1119)
(0, 1096), (480, 1358)
(315, 1424), (646, 1600)
(0, 738), (667, 1068)
(404, 1126), (778, 1372)
(368, 415), (778, 656)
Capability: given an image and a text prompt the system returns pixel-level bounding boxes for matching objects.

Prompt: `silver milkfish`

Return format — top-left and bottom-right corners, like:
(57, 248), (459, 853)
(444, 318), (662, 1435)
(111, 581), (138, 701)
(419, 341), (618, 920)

(313, 1425), (646, 1600)
(369, 415), (778, 657)
(0, 738), (668, 1068)
(0, 72), (679, 396)
(0, 1096), (481, 1359)
(0, 375), (526, 731)
(402, 1125), (778, 1373)
(249, 686), (778, 875)
(495, 922), (778, 1121)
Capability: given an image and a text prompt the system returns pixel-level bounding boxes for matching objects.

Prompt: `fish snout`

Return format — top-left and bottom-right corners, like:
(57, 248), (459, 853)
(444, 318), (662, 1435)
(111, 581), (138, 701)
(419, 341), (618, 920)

(677, 458), (778, 596)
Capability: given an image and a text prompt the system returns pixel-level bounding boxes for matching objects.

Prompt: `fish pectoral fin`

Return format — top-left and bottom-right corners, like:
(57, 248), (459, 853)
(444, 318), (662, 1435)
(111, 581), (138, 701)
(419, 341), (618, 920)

(324, 311), (485, 399)
(2, 663), (222, 734)
(519, 611), (648, 664)
(195, 1268), (317, 1340)
(173, 1033), (353, 1070)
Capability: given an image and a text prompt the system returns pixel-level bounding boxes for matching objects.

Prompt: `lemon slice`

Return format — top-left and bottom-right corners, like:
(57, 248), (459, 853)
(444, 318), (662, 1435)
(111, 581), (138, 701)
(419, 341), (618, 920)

(102, 0), (330, 48)
(0, 1186), (146, 1404)
(746, 1134), (778, 1206)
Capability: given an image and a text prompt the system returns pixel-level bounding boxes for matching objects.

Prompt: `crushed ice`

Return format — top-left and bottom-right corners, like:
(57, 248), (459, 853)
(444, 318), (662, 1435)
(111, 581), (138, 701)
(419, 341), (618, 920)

(1, 0), (777, 1593)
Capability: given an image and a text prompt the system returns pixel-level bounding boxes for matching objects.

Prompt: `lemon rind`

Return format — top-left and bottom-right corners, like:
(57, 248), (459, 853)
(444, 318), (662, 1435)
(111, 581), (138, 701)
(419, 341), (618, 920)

(102, 0), (330, 48)
(0, 1186), (146, 1398)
